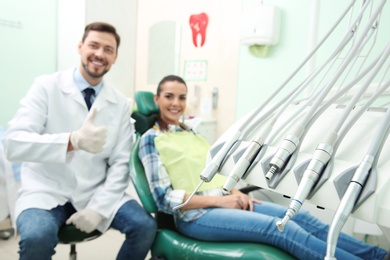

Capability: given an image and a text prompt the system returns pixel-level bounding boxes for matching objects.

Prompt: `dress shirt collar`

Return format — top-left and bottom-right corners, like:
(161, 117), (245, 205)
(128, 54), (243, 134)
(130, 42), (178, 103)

(73, 67), (103, 95)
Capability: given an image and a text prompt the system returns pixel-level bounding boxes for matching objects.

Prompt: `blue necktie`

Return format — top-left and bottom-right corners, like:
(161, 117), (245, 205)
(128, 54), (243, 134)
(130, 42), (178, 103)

(83, 88), (95, 110)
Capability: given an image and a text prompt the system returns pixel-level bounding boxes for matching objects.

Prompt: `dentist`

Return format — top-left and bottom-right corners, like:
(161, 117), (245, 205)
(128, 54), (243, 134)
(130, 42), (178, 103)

(2, 22), (156, 260)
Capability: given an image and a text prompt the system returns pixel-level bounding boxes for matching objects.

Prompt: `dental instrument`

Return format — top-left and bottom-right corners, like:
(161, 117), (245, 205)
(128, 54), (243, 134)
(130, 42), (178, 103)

(325, 104), (390, 260)
(264, 0), (376, 183)
(276, 36), (390, 232)
(223, 117), (275, 191)
(222, 0), (362, 192)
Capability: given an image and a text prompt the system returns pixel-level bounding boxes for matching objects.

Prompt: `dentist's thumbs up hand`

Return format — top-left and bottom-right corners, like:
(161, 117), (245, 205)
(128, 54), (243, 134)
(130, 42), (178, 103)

(70, 108), (107, 153)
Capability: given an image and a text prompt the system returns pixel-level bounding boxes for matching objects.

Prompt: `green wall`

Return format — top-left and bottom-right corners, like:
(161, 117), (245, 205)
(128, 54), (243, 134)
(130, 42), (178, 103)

(0, 0), (57, 127)
(236, 0), (390, 119)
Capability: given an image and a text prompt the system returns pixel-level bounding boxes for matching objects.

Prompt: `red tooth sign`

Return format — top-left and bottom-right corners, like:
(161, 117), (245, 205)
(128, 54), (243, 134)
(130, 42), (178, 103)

(189, 13), (209, 47)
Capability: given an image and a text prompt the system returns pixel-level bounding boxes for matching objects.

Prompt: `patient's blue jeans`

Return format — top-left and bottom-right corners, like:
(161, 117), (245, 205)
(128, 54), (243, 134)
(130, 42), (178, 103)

(176, 201), (387, 260)
(17, 200), (157, 260)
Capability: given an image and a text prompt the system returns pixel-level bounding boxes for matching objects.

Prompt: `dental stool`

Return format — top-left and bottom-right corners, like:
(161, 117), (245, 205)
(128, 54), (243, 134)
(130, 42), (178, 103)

(129, 91), (296, 259)
(58, 224), (101, 260)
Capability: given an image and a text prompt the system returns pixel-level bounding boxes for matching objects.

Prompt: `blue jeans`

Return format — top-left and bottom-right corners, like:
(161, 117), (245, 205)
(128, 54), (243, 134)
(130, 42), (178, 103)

(17, 200), (157, 260)
(176, 201), (387, 260)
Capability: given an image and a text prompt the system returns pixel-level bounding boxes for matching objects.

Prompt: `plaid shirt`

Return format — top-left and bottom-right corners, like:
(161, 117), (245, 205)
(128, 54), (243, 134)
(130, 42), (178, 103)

(138, 124), (226, 222)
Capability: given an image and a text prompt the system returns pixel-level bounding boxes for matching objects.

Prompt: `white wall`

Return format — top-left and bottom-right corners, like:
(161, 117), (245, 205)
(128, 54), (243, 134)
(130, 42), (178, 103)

(135, 0), (242, 138)
(57, 0), (86, 71)
(86, 0), (137, 98)
(57, 0), (137, 98)
(0, 0), (57, 127)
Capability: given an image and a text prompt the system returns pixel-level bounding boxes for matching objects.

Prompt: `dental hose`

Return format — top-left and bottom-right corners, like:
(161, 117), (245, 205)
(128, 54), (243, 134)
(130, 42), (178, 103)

(276, 132), (337, 232)
(326, 104), (390, 259)
(269, 0), (385, 182)
(276, 5), (389, 231)
(285, 39), (390, 232)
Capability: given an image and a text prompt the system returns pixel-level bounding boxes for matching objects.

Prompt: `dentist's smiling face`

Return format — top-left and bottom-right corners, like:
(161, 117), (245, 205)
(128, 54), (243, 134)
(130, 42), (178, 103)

(78, 30), (118, 85)
(154, 80), (187, 125)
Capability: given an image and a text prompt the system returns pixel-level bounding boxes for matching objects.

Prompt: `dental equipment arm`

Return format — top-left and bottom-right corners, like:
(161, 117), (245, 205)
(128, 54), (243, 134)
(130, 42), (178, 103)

(264, 60), (375, 190)
(266, 46), (383, 192)
(224, 0), (372, 191)
(325, 105), (390, 260)
(276, 36), (390, 232)
(223, 77), (316, 192)
(223, 0), (363, 191)
(266, 0), (383, 183)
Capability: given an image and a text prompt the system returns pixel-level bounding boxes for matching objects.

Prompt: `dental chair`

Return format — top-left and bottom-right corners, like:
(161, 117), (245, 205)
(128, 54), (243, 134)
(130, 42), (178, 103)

(129, 91), (295, 259)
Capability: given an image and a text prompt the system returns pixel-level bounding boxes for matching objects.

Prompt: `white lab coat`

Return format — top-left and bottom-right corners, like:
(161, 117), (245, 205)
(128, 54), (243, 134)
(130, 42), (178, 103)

(0, 137), (20, 228)
(2, 68), (133, 232)
(0, 141), (9, 222)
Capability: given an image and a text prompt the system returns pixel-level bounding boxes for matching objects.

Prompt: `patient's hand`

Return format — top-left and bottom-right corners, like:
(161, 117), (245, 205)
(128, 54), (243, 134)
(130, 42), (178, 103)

(218, 191), (261, 211)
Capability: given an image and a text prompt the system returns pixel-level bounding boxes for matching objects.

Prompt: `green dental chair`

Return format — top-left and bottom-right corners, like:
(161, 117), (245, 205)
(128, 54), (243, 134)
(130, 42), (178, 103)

(129, 91), (295, 259)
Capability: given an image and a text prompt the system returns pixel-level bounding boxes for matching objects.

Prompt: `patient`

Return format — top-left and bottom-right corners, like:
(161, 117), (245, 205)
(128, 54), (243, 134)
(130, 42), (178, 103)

(138, 75), (388, 260)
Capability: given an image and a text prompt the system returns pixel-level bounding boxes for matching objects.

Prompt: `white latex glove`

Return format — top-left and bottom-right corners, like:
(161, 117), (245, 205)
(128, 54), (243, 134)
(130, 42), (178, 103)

(66, 208), (104, 233)
(70, 108), (107, 153)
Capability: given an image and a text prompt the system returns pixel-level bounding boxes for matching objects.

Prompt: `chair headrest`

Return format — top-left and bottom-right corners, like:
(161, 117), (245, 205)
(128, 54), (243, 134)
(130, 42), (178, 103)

(132, 112), (158, 136)
(135, 91), (159, 116)
(132, 91), (160, 135)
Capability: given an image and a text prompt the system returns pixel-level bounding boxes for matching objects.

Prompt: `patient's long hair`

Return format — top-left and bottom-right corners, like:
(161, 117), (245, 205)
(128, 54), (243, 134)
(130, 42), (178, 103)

(156, 75), (188, 132)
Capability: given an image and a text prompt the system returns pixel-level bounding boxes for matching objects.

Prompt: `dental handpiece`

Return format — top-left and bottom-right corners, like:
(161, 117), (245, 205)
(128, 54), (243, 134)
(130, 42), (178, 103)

(325, 155), (373, 259)
(224, 121), (274, 191)
(266, 134), (299, 180)
(276, 170), (316, 232)
(266, 124), (304, 180)
(276, 141), (334, 232)
(173, 130), (242, 210)
(223, 141), (262, 191)
(325, 182), (362, 259)
(172, 180), (204, 210)
(275, 200), (301, 232)
(173, 162), (220, 210)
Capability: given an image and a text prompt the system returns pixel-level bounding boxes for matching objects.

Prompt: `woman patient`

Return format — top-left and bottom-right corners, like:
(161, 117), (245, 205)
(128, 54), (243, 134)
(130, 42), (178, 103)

(138, 75), (388, 260)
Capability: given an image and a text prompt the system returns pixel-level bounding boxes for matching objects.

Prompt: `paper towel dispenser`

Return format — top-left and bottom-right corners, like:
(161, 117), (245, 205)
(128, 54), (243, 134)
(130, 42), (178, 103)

(241, 4), (281, 46)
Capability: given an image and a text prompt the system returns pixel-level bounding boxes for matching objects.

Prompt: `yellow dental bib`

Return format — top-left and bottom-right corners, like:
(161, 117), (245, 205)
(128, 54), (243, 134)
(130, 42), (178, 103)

(154, 131), (226, 193)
